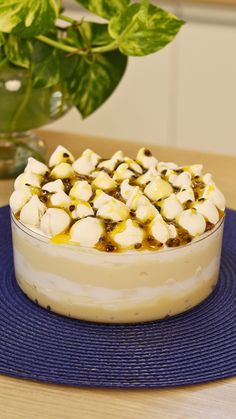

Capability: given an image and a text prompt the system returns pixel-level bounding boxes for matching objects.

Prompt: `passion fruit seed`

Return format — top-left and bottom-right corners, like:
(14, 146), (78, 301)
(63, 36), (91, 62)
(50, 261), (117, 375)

(144, 149), (152, 156)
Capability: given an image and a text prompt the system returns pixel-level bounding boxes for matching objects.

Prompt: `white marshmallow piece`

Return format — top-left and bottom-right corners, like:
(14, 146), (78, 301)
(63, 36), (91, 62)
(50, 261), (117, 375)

(70, 217), (103, 247)
(203, 184), (226, 211)
(202, 173), (212, 185)
(162, 194), (183, 220)
(120, 179), (136, 201)
(24, 157), (48, 176)
(113, 163), (134, 181)
(50, 190), (72, 208)
(149, 217), (170, 244)
(194, 199), (219, 224)
(71, 202), (94, 219)
(136, 167), (158, 186)
(49, 145), (75, 167)
(169, 171), (192, 189)
(178, 210), (206, 237)
(69, 180), (92, 201)
(157, 161), (178, 172)
(92, 190), (113, 209)
(126, 187), (149, 211)
(111, 150), (124, 161)
(97, 150), (123, 171)
(72, 149), (100, 175)
(42, 179), (64, 193)
(136, 148), (158, 169)
(112, 220), (144, 248)
(124, 157), (143, 174)
(144, 176), (173, 202)
(168, 224), (177, 238)
(50, 163), (74, 179)
(176, 187), (195, 204)
(189, 164), (203, 177)
(96, 199), (129, 222)
(20, 195), (46, 227)
(92, 172), (116, 191)
(136, 203), (157, 223)
(14, 172), (42, 189)
(97, 159), (117, 171)
(10, 186), (32, 214)
(40, 208), (71, 237)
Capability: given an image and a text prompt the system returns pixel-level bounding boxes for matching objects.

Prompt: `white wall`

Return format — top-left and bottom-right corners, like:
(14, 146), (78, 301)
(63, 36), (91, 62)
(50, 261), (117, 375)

(44, 1), (236, 155)
(175, 20), (236, 155)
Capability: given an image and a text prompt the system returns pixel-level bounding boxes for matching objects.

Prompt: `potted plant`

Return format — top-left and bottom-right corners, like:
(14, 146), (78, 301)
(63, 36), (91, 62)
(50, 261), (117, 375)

(0, 0), (184, 178)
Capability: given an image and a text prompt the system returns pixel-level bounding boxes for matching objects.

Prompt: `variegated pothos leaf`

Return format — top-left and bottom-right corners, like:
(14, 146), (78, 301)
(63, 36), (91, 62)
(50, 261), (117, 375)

(0, 0), (59, 37)
(77, 22), (113, 46)
(31, 40), (60, 88)
(66, 22), (112, 49)
(4, 35), (32, 68)
(0, 31), (5, 62)
(0, 31), (4, 45)
(75, 0), (129, 20)
(109, 2), (185, 56)
(68, 51), (127, 118)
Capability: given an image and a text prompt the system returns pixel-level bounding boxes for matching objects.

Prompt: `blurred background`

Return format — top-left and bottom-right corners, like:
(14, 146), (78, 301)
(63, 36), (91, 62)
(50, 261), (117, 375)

(44, 0), (236, 156)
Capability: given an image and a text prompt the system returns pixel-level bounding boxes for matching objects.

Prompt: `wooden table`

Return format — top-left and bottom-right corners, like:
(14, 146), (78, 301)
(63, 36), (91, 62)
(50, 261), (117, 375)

(0, 130), (236, 419)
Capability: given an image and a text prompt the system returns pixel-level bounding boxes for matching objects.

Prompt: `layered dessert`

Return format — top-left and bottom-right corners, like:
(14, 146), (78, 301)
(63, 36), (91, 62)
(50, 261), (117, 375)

(10, 145), (225, 322)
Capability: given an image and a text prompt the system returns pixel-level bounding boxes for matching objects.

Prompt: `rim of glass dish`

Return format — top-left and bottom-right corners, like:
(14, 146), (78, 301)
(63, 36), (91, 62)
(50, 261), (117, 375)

(10, 211), (225, 256)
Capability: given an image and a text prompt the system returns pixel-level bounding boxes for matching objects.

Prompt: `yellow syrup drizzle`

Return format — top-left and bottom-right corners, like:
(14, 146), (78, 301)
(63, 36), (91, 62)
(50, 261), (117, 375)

(50, 234), (71, 245)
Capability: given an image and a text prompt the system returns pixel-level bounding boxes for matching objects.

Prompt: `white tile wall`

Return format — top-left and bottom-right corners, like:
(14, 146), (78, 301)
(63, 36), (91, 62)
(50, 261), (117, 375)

(44, 1), (236, 155)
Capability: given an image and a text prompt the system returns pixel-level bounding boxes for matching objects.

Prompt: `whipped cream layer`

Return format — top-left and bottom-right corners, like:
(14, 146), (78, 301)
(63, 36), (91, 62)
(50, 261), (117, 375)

(10, 145), (226, 252)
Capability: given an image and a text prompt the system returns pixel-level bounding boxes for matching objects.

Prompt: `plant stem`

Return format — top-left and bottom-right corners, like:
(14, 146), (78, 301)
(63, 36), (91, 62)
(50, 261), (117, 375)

(36, 34), (118, 55)
(91, 41), (118, 53)
(10, 75), (33, 132)
(36, 35), (87, 55)
(59, 14), (76, 25)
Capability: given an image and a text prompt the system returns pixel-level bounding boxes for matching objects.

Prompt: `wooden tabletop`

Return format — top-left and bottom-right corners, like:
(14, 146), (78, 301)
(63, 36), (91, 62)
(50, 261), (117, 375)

(1, 130), (236, 419)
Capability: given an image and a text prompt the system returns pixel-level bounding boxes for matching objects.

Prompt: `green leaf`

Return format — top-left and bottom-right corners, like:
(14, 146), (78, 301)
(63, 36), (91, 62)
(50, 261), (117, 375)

(78, 22), (113, 46)
(0, 0), (59, 38)
(58, 51), (79, 80)
(75, 0), (129, 20)
(0, 32), (5, 63)
(68, 50), (127, 117)
(66, 26), (84, 49)
(4, 35), (32, 68)
(0, 31), (4, 45)
(66, 22), (112, 49)
(0, 47), (4, 63)
(109, 2), (185, 56)
(32, 40), (60, 88)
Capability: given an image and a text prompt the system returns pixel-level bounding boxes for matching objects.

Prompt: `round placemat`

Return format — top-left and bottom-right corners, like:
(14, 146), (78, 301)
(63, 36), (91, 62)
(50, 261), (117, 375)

(0, 206), (235, 388)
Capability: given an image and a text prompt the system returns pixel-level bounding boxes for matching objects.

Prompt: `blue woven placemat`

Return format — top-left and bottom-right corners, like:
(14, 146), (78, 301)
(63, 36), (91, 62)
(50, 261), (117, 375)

(0, 205), (235, 388)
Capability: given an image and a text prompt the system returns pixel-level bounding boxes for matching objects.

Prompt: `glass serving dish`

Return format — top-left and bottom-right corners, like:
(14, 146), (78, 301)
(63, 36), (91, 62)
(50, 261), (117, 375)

(11, 213), (225, 323)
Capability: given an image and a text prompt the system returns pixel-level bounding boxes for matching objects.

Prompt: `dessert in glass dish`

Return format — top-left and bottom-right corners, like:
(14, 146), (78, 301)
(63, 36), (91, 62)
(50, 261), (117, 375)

(10, 145), (226, 323)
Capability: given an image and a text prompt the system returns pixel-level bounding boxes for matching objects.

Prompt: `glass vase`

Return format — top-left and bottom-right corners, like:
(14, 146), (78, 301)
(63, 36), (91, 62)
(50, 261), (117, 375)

(0, 62), (72, 178)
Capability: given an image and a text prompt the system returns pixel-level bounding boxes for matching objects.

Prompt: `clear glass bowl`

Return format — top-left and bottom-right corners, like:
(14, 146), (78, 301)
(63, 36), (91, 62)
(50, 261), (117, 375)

(11, 213), (225, 323)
